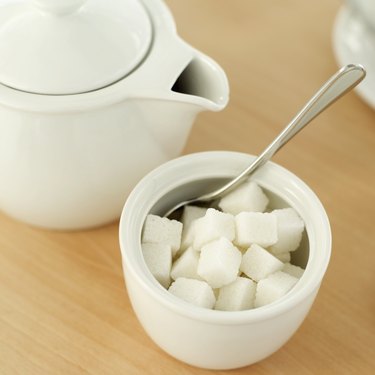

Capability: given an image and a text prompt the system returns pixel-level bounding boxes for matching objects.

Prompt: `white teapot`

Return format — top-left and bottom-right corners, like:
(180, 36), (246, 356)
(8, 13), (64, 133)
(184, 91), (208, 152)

(0, 0), (228, 229)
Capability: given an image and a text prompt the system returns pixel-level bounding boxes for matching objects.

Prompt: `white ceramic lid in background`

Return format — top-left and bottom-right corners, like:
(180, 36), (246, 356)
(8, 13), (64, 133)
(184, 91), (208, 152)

(0, 0), (152, 94)
(333, 5), (375, 109)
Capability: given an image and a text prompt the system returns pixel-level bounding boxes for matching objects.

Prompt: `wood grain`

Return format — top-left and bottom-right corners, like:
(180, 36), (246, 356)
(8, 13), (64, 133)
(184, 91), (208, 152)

(1, 1), (374, 374)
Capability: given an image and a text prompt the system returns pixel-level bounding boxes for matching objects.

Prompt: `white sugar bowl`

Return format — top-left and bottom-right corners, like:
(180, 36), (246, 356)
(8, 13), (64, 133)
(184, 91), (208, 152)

(0, 0), (228, 229)
(119, 151), (331, 369)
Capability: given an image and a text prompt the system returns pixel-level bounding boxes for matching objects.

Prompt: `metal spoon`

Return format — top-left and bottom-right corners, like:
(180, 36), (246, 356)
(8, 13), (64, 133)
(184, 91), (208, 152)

(164, 64), (366, 218)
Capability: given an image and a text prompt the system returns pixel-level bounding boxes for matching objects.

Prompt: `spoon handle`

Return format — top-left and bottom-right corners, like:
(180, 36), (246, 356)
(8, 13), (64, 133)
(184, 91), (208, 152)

(199, 64), (366, 201)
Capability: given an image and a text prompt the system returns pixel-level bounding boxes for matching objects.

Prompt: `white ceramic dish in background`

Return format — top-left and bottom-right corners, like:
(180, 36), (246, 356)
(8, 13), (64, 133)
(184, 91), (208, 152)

(0, 0), (229, 229)
(119, 151), (331, 370)
(346, 0), (375, 30)
(333, 6), (375, 109)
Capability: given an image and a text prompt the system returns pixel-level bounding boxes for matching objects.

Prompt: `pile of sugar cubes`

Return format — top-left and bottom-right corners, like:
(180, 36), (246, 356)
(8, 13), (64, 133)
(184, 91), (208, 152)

(141, 181), (305, 311)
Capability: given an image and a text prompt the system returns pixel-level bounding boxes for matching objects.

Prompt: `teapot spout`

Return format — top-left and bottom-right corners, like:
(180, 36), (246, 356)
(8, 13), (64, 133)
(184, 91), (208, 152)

(119, 41), (228, 159)
(170, 51), (229, 112)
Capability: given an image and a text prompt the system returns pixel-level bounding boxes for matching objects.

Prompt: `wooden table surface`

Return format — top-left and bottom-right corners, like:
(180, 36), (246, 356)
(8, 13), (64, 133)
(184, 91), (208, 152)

(1, 1), (374, 374)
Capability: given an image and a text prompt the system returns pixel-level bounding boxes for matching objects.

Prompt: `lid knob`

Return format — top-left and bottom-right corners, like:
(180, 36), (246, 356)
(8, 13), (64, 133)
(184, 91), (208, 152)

(33, 0), (87, 16)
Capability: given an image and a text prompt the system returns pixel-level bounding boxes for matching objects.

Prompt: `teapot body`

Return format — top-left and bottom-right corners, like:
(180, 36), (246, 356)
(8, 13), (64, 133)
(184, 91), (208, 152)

(0, 0), (229, 229)
(0, 99), (198, 229)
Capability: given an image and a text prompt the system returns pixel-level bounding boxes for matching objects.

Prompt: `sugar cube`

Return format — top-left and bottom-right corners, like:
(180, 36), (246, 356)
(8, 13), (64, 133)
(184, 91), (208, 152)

(218, 181), (269, 215)
(142, 214), (183, 256)
(181, 205), (207, 229)
(193, 208), (235, 250)
(268, 208), (304, 254)
(215, 277), (256, 311)
(141, 182), (306, 311)
(179, 206), (206, 252)
(267, 247), (291, 263)
(240, 243), (284, 282)
(197, 237), (242, 288)
(213, 288), (220, 299)
(171, 247), (202, 281)
(235, 212), (278, 248)
(178, 219), (197, 254)
(168, 277), (216, 309)
(274, 252), (291, 263)
(142, 243), (172, 289)
(179, 206), (207, 252)
(282, 262), (305, 279)
(254, 271), (299, 307)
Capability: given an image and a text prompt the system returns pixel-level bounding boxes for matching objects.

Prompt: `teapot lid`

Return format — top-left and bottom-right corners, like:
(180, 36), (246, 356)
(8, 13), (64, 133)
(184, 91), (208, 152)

(0, 0), (152, 95)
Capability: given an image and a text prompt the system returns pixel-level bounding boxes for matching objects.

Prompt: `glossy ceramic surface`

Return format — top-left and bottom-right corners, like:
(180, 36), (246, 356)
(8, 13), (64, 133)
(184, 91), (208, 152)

(0, 0), (153, 94)
(0, 0), (229, 229)
(119, 151), (331, 369)
(346, 0), (375, 30)
(333, 6), (375, 109)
